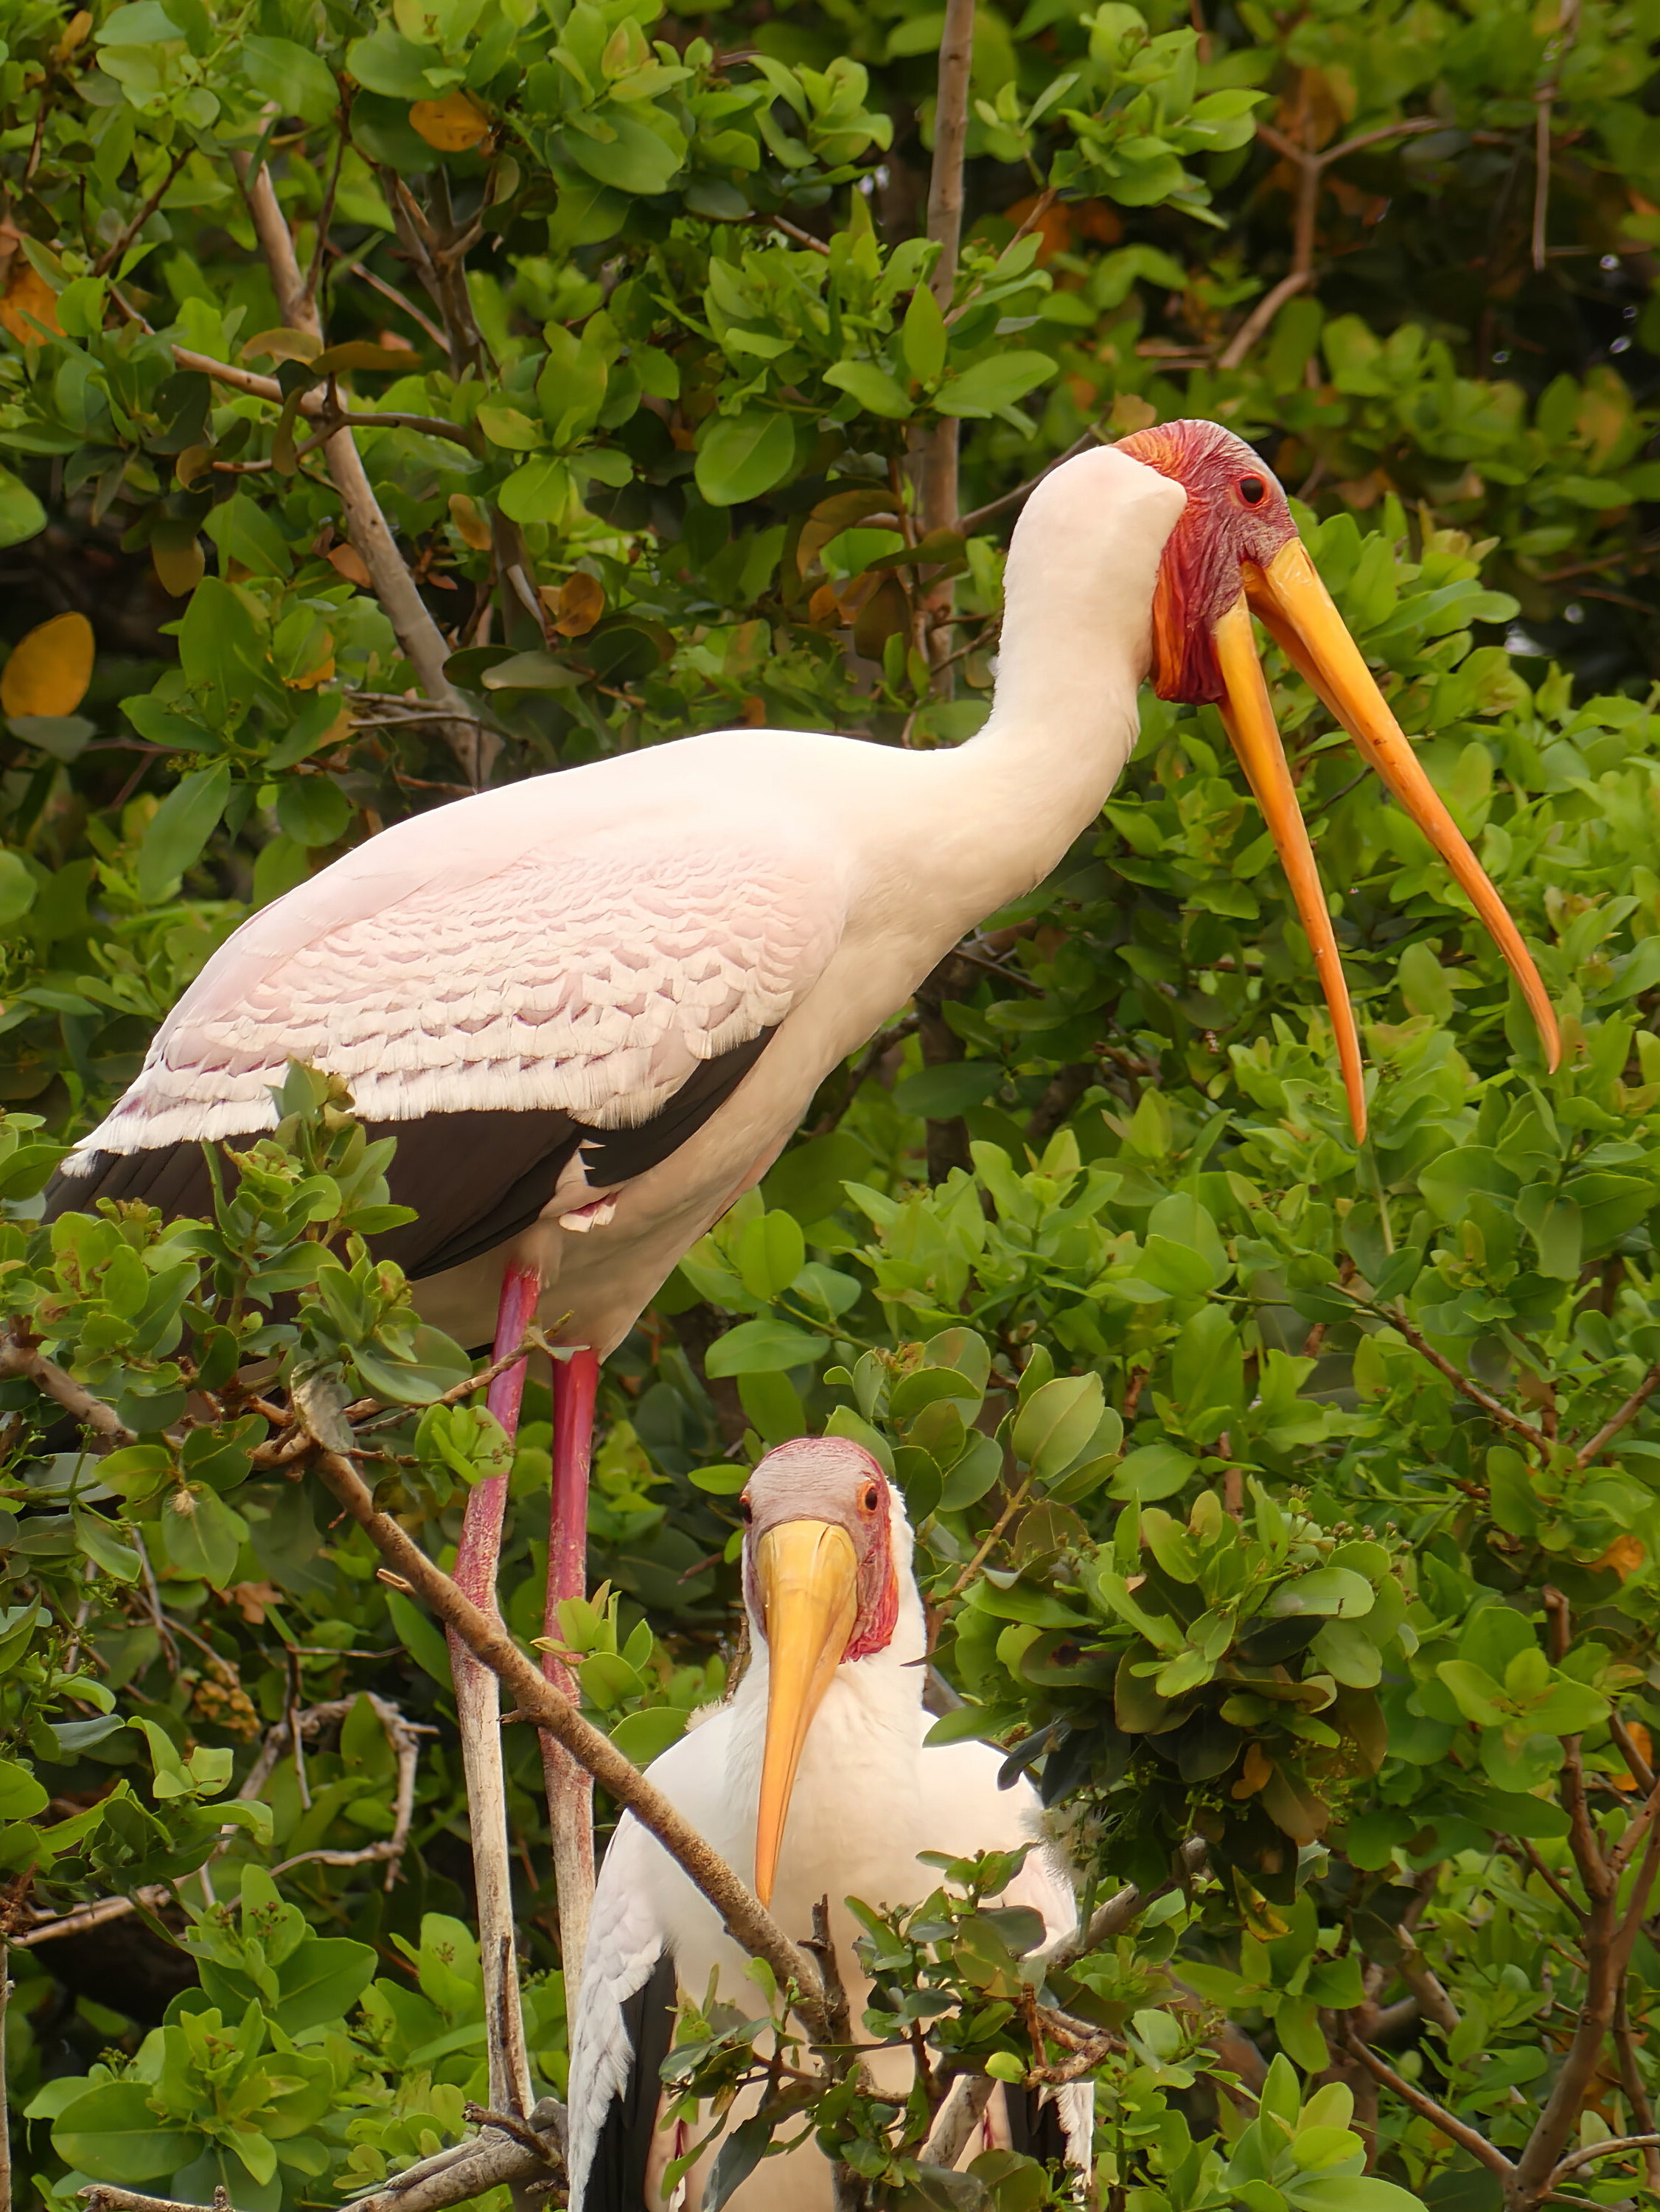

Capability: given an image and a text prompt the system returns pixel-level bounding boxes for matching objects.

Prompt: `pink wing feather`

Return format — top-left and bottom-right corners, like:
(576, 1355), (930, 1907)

(77, 829), (843, 1158)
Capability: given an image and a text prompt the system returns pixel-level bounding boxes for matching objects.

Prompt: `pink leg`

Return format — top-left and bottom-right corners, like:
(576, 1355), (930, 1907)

(543, 1345), (599, 1991)
(447, 1258), (542, 2119)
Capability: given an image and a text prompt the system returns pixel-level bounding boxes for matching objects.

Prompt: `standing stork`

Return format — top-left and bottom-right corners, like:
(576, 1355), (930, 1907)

(565, 1436), (1093, 2212)
(47, 418), (1558, 2016)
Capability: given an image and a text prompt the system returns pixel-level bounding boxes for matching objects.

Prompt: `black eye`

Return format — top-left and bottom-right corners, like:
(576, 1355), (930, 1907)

(737, 1496), (753, 1523)
(862, 1484), (879, 1511)
(1240, 476), (1266, 504)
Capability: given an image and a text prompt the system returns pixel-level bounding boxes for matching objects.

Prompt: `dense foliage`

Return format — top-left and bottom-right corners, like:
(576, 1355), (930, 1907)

(2, 0), (1660, 2203)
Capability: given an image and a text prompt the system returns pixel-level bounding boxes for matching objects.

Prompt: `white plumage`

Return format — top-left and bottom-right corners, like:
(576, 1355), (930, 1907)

(63, 443), (1180, 1356)
(565, 1472), (1091, 2212)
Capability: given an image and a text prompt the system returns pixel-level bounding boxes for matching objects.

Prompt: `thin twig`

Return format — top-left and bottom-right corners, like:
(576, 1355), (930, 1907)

(1379, 1306), (1547, 1450)
(1342, 2031), (1517, 2179)
(90, 145), (190, 278)
(1552, 2135), (1660, 2182)
(1218, 268), (1314, 370)
(0, 1335), (134, 1442)
(1576, 1361), (1660, 1467)
(1532, 0), (1583, 272)
(309, 1448), (832, 2042)
(328, 247), (450, 349)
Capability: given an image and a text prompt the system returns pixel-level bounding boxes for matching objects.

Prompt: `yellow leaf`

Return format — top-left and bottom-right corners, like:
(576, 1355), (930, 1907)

(447, 493), (492, 550)
(240, 327), (321, 365)
(1, 611), (94, 717)
(152, 532), (205, 599)
(1, 263), (60, 348)
(326, 543), (373, 588)
(287, 647), (336, 691)
(409, 94), (491, 151)
(1597, 1532), (1645, 1582)
(1231, 1742), (1272, 1800)
(544, 571), (604, 636)
(175, 445), (213, 490)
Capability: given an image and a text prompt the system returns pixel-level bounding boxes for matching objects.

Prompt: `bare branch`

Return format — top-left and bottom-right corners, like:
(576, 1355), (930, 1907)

(1379, 1307), (1547, 1452)
(310, 1449), (832, 2041)
(914, 0), (974, 541)
(1576, 1361), (1660, 1467)
(1218, 269), (1313, 370)
(919, 2073), (996, 2168)
(1399, 1951), (1460, 2037)
(1552, 2134), (1660, 2183)
(1036, 1837), (1207, 1972)
(1341, 2031), (1516, 2179)
(229, 155), (482, 782)
(0, 1335), (133, 1443)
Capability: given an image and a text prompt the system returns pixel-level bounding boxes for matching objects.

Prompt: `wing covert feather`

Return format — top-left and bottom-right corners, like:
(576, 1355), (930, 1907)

(79, 833), (842, 1157)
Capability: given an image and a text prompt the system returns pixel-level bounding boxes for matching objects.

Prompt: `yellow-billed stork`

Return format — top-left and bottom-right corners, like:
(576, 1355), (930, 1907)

(565, 1436), (1092, 2212)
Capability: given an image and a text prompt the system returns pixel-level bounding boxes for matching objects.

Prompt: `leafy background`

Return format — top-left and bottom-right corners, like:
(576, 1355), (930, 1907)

(2, 0), (1660, 2202)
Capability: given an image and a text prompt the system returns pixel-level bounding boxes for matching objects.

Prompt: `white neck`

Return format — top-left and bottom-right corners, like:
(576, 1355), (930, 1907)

(921, 445), (1188, 933)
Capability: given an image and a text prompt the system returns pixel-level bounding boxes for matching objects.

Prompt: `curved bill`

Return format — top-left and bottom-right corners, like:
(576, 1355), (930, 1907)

(1212, 597), (1370, 1140)
(1213, 541), (1560, 1140)
(754, 1519), (859, 1907)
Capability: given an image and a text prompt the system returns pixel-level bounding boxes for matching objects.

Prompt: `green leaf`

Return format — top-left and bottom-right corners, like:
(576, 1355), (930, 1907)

(242, 34), (339, 121)
(0, 1756), (47, 1820)
(1109, 1442), (1196, 1502)
(53, 2081), (200, 2181)
(695, 411), (799, 507)
(0, 468), (46, 549)
(736, 1211), (805, 1302)
(156, 1486), (245, 1588)
(386, 1588), (453, 1690)
(610, 1706), (687, 1764)
(565, 108), (686, 195)
(276, 776), (352, 849)
(1289, 2181), (1428, 2212)
(705, 1318), (829, 1375)
(1012, 1373), (1104, 1481)
(0, 851), (38, 925)
(1269, 1568), (1374, 1618)
(934, 352), (1056, 417)
(823, 359), (913, 418)
(136, 762), (231, 905)
(900, 282), (948, 383)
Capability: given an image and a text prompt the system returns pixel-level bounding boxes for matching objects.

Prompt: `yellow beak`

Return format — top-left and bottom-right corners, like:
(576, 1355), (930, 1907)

(753, 1519), (859, 1908)
(1212, 539), (1560, 1143)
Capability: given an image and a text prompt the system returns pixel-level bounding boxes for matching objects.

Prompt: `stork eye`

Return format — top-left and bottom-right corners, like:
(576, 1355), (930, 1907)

(736, 1496), (753, 1523)
(1240, 475), (1266, 504)
(861, 1484), (880, 1512)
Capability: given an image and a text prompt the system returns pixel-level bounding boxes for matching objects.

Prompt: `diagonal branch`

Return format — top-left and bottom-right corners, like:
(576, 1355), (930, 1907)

(310, 1449), (832, 2042)
(229, 152), (482, 782)
(0, 1333), (133, 1443)
(1342, 2030), (1516, 2180)
(1378, 1306), (1547, 1452)
(1576, 1360), (1660, 1467)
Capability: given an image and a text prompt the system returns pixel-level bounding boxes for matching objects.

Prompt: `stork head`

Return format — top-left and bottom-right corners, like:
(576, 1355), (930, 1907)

(1106, 417), (1559, 1140)
(738, 1436), (902, 1907)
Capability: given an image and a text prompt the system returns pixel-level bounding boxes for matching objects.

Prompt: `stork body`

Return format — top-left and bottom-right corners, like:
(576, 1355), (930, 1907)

(566, 1441), (1089, 2212)
(55, 446), (1179, 1357)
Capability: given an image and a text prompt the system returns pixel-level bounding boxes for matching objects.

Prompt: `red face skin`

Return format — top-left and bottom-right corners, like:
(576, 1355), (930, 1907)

(1116, 420), (1300, 706)
(739, 1438), (901, 1660)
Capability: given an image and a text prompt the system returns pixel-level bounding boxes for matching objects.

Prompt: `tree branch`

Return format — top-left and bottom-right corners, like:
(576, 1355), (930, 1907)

(1218, 268), (1313, 370)
(1379, 1307), (1547, 1451)
(1575, 1361), (1660, 1467)
(229, 153), (482, 782)
(309, 1450), (831, 2041)
(918, 2073), (995, 2168)
(914, 0), (974, 543)
(1036, 1837), (1207, 1972)
(0, 1335), (133, 1443)
(1341, 2031), (1516, 2179)
(1551, 2134), (1660, 2183)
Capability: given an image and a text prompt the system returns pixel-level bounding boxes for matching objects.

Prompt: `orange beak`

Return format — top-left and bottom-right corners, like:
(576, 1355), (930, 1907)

(1210, 540), (1560, 1141)
(753, 1520), (858, 1909)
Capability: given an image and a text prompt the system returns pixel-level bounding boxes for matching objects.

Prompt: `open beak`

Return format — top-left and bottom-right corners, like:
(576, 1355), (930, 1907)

(1212, 539), (1560, 1143)
(754, 1519), (858, 1908)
